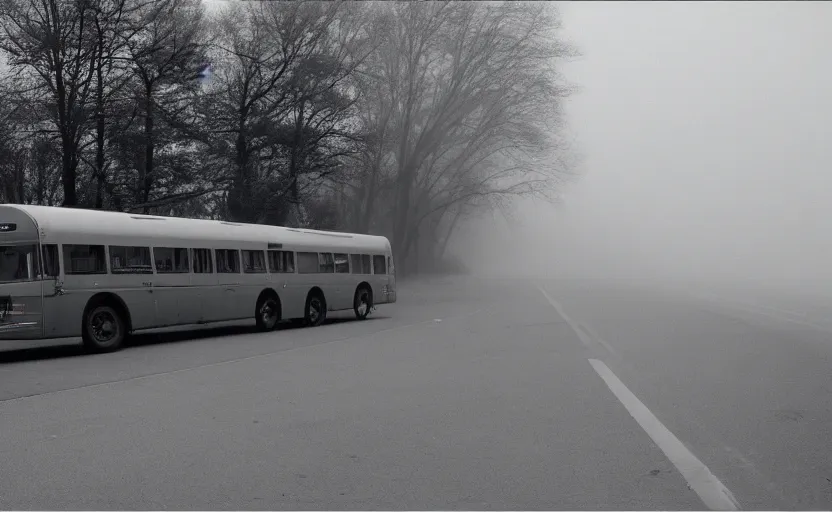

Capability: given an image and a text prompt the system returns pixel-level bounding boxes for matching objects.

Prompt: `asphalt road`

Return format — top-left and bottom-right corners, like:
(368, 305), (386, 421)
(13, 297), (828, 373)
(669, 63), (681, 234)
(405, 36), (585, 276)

(0, 276), (830, 510)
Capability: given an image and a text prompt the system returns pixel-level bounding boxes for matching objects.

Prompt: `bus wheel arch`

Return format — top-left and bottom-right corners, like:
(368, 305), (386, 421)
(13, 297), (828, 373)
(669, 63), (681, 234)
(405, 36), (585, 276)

(304, 287), (327, 327)
(354, 282), (373, 320)
(255, 288), (282, 332)
(81, 292), (131, 353)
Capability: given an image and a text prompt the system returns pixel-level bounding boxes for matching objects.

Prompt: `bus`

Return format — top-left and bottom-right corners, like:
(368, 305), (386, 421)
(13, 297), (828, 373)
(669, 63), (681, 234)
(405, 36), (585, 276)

(0, 204), (396, 352)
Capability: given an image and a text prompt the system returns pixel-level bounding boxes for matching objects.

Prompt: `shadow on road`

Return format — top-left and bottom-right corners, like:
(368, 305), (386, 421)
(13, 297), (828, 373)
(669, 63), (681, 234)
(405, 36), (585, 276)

(0, 315), (388, 365)
(0, 343), (89, 364)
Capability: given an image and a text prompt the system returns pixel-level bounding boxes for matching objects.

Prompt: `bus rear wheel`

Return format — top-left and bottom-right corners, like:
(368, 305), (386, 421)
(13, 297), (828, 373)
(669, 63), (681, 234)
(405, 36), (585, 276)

(354, 286), (372, 320)
(255, 295), (280, 332)
(305, 292), (327, 327)
(82, 304), (126, 353)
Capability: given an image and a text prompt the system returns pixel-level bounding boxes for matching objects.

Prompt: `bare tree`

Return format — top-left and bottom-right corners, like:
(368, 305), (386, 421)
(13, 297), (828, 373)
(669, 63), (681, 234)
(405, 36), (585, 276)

(0, 71), (64, 205)
(206, 0), (364, 225)
(118, 0), (205, 212)
(0, 77), (25, 203)
(84, 0), (137, 209)
(206, 0), (318, 223)
(0, 0), (102, 206)
(279, 2), (373, 227)
(339, 4), (397, 234)
(0, 0), (576, 279)
(346, 2), (575, 273)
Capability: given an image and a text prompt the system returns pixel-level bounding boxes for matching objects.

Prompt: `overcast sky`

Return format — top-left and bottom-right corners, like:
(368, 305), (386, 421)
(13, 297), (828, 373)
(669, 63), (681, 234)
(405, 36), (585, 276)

(467, 1), (832, 284)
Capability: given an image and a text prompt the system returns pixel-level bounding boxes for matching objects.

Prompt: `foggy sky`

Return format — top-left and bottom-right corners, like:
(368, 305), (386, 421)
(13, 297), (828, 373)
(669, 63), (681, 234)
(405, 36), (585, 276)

(465, 1), (832, 285)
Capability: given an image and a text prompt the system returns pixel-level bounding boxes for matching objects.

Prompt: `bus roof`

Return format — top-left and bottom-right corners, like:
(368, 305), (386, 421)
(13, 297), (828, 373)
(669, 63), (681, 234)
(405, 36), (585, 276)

(2, 204), (392, 253)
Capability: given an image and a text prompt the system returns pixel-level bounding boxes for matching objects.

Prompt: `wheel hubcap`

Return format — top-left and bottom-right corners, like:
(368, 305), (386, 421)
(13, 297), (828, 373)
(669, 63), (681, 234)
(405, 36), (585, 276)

(261, 301), (277, 327)
(358, 294), (369, 316)
(309, 299), (322, 322)
(90, 310), (117, 343)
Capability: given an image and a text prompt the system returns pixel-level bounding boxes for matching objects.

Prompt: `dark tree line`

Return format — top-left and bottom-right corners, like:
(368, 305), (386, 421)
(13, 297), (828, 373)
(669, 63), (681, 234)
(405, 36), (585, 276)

(0, 0), (576, 275)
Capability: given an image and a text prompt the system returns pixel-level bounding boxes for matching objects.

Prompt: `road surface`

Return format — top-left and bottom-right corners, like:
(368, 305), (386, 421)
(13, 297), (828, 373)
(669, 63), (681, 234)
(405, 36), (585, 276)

(0, 276), (830, 509)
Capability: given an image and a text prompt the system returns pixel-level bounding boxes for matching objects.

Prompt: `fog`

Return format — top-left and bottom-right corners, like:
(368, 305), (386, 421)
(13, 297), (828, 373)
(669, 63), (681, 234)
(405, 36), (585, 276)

(456, 1), (832, 290)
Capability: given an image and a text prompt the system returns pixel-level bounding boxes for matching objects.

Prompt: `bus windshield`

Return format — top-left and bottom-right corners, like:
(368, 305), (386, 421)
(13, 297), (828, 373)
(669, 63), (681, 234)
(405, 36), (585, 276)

(0, 244), (38, 283)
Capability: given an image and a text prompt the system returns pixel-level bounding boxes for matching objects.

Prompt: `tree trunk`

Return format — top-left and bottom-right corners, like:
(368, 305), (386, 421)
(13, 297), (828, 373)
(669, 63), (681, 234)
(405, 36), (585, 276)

(392, 165), (414, 263)
(289, 98), (306, 209)
(392, 82), (417, 265)
(55, 60), (78, 207)
(61, 137), (78, 207)
(358, 150), (381, 233)
(228, 125), (249, 222)
(351, 184), (364, 232)
(16, 165), (24, 203)
(94, 43), (106, 209)
(437, 209), (464, 261)
(140, 84), (154, 214)
(412, 228), (420, 275)
(227, 81), (254, 223)
(36, 162), (45, 205)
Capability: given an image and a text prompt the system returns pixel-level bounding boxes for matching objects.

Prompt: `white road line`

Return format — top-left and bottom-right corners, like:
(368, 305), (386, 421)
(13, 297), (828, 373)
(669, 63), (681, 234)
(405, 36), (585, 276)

(579, 320), (617, 355)
(537, 285), (616, 355)
(588, 358), (741, 511)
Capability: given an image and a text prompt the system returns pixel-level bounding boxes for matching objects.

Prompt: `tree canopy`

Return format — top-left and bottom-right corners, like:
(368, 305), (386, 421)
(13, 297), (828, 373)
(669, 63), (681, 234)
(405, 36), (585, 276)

(0, 0), (577, 275)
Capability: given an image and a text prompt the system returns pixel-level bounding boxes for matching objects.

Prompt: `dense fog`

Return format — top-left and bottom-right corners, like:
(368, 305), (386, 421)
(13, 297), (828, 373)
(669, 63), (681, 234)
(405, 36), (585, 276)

(459, 1), (832, 290)
(2, 0), (830, 287)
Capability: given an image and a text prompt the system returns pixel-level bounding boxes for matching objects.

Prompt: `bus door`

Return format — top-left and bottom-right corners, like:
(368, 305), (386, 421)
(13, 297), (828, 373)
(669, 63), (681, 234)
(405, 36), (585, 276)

(0, 211), (45, 340)
(39, 243), (72, 338)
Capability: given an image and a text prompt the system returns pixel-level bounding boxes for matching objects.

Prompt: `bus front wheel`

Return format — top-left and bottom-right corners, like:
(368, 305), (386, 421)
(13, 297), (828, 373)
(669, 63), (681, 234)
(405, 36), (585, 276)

(82, 303), (127, 353)
(305, 292), (327, 327)
(255, 294), (281, 332)
(354, 286), (372, 320)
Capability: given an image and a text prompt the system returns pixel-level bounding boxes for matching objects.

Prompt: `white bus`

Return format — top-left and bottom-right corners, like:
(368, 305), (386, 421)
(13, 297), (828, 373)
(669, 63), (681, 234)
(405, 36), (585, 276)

(0, 204), (396, 352)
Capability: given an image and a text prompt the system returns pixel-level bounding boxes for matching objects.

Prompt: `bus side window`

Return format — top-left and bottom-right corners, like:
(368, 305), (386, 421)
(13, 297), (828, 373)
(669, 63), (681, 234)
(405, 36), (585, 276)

(350, 254), (361, 274)
(268, 250), (295, 273)
(318, 253), (335, 273)
(297, 252), (318, 274)
(373, 255), (387, 275)
(283, 251), (295, 273)
(334, 253), (349, 273)
(110, 246), (153, 274)
(155, 247), (189, 273)
(267, 251), (279, 273)
(42, 244), (60, 278)
(216, 249), (240, 273)
(1, 244), (38, 282)
(63, 244), (107, 275)
(192, 249), (213, 273)
(242, 250), (266, 273)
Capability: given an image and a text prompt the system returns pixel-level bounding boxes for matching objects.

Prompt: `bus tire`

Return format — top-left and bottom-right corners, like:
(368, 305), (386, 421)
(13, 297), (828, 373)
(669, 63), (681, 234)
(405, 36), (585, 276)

(304, 290), (327, 327)
(255, 292), (281, 332)
(353, 285), (372, 320)
(82, 302), (127, 353)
